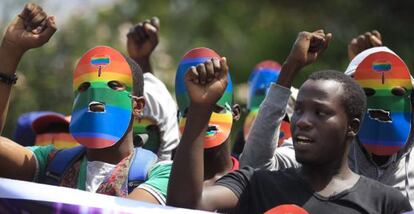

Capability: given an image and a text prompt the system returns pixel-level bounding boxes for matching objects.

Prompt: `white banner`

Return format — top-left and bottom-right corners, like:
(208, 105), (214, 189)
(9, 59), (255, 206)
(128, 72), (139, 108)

(0, 178), (210, 214)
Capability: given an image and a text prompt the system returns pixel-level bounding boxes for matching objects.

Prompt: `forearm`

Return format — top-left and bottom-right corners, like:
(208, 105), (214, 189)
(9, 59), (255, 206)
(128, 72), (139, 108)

(240, 84), (291, 169)
(0, 41), (25, 133)
(134, 57), (153, 74)
(167, 104), (212, 208)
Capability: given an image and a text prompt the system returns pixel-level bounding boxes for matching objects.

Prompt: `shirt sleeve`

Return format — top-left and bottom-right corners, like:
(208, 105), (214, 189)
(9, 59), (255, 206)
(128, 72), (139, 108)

(26, 144), (56, 181)
(136, 160), (172, 205)
(239, 84), (299, 170)
(215, 166), (256, 198)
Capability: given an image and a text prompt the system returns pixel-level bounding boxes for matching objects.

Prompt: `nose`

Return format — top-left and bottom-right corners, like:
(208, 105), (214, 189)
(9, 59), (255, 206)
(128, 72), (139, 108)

(293, 113), (313, 130)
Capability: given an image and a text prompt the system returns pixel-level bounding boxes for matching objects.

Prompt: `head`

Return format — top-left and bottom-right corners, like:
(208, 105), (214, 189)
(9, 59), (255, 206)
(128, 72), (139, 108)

(345, 47), (412, 156)
(292, 70), (366, 166)
(32, 113), (79, 149)
(243, 60), (291, 145)
(69, 46), (144, 149)
(175, 47), (240, 149)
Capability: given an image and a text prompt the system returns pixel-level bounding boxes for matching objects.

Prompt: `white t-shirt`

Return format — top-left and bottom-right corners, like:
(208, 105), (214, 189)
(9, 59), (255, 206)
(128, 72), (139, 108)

(85, 161), (116, 193)
(143, 73), (180, 161)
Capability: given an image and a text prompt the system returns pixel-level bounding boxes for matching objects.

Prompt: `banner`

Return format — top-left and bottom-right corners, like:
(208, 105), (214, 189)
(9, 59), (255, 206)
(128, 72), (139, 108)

(0, 178), (210, 214)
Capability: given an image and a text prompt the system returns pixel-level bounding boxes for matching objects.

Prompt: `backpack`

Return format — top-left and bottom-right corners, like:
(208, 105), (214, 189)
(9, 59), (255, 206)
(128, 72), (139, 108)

(42, 146), (158, 193)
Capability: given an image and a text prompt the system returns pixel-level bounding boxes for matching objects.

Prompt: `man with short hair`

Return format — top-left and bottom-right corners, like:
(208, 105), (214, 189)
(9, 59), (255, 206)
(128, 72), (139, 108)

(167, 30), (411, 213)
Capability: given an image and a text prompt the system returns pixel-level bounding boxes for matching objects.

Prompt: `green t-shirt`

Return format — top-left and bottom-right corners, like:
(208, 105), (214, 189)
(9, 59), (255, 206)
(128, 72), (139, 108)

(28, 145), (171, 203)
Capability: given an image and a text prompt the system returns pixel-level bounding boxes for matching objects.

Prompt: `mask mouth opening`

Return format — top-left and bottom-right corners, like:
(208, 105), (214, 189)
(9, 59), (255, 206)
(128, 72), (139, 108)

(206, 125), (218, 137)
(88, 101), (106, 113)
(368, 108), (392, 123)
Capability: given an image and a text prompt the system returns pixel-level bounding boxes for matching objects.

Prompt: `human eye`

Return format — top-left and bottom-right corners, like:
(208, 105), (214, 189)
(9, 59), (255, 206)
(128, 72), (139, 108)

(78, 82), (90, 93)
(108, 80), (126, 91)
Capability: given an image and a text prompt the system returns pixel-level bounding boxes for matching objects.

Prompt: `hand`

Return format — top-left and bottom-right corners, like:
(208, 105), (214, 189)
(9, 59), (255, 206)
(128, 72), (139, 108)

(285, 30), (332, 70)
(1, 3), (57, 54)
(127, 17), (160, 60)
(185, 57), (229, 107)
(348, 30), (382, 60)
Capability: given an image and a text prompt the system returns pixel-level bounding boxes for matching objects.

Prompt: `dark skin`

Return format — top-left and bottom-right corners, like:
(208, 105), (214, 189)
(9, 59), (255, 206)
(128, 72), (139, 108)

(127, 17), (159, 74)
(168, 30), (363, 211)
(347, 31), (391, 166)
(0, 3), (161, 205)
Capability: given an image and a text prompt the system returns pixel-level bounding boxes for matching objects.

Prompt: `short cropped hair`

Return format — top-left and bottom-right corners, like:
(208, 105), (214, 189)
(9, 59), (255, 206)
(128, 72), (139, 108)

(124, 55), (144, 97)
(308, 70), (367, 123)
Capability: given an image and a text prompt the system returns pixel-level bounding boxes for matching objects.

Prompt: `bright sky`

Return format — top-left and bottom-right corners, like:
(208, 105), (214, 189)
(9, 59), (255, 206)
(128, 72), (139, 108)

(0, 0), (118, 27)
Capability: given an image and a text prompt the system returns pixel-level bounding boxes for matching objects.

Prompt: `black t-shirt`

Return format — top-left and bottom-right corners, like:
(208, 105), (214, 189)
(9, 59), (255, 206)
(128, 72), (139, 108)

(216, 167), (412, 214)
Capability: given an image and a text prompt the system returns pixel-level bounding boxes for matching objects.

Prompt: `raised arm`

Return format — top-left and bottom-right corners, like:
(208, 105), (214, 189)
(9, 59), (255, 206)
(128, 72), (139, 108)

(0, 3), (56, 133)
(0, 3), (56, 180)
(167, 57), (238, 210)
(240, 30), (332, 169)
(126, 17), (159, 74)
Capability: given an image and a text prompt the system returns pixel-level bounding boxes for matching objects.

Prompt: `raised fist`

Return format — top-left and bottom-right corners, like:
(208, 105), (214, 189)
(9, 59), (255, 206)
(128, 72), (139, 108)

(348, 30), (382, 60)
(2, 3), (57, 54)
(185, 57), (229, 107)
(285, 30), (332, 69)
(127, 17), (160, 60)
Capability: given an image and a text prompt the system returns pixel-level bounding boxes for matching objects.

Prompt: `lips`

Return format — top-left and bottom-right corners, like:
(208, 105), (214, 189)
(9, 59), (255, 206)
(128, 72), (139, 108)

(295, 135), (314, 145)
(88, 101), (106, 113)
(367, 108), (392, 123)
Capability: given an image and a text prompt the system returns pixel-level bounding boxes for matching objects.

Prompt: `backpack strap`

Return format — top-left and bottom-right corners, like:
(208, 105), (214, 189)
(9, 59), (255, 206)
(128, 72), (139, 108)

(42, 146), (86, 186)
(128, 147), (157, 193)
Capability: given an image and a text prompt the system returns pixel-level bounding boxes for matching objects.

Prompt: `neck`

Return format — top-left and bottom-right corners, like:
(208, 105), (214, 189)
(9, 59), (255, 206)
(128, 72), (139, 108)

(86, 129), (134, 164)
(299, 143), (355, 192)
(203, 141), (233, 181)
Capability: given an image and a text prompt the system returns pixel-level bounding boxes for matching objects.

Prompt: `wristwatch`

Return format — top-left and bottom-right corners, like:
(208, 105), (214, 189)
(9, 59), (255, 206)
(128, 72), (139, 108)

(0, 72), (18, 85)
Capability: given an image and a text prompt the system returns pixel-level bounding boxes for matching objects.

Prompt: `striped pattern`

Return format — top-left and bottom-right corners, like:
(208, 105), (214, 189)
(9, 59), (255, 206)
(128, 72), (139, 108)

(175, 47), (233, 113)
(248, 60), (281, 109)
(179, 111), (233, 149)
(35, 133), (79, 149)
(354, 51), (412, 155)
(70, 46), (133, 148)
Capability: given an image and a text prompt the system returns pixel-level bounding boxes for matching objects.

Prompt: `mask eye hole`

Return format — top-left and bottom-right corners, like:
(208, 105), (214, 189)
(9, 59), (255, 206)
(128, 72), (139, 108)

(213, 105), (225, 113)
(363, 87), (376, 97)
(108, 81), (126, 91)
(391, 86), (407, 96)
(78, 82), (90, 93)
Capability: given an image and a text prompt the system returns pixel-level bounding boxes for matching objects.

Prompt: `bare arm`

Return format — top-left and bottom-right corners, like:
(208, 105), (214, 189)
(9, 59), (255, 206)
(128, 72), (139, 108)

(0, 3), (56, 133)
(127, 17), (159, 74)
(0, 3), (56, 180)
(167, 57), (239, 210)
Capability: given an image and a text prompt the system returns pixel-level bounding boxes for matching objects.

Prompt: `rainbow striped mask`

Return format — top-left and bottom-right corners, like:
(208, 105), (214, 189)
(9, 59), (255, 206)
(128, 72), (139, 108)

(175, 47), (233, 149)
(69, 46), (133, 149)
(247, 60), (281, 110)
(353, 51), (412, 155)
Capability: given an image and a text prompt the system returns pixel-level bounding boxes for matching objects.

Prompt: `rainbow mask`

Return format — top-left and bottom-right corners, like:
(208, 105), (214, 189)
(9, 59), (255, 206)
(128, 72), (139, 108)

(244, 60), (289, 146)
(133, 118), (160, 152)
(247, 60), (281, 110)
(351, 48), (412, 155)
(70, 46), (133, 149)
(175, 47), (233, 149)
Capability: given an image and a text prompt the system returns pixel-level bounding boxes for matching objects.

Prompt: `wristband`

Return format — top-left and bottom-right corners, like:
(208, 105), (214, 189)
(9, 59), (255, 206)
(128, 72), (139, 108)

(0, 72), (18, 85)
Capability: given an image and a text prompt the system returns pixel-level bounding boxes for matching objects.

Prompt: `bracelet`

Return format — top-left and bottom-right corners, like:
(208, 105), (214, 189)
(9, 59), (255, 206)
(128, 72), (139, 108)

(0, 72), (18, 85)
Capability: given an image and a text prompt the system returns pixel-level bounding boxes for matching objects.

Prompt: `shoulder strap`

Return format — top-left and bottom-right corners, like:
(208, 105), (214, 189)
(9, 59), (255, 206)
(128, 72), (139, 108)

(42, 146), (86, 186)
(128, 147), (158, 193)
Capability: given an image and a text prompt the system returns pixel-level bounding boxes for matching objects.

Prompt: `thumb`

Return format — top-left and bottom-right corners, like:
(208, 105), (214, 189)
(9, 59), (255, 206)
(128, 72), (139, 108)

(150, 17), (160, 30)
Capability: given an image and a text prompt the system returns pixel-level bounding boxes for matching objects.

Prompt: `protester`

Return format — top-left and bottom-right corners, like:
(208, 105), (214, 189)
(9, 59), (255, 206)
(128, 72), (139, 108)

(127, 17), (180, 161)
(345, 31), (414, 206)
(167, 30), (412, 213)
(172, 47), (240, 186)
(0, 3), (170, 205)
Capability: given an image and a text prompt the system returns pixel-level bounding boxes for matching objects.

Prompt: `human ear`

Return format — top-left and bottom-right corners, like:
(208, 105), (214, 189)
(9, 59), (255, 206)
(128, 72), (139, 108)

(132, 96), (145, 118)
(347, 118), (360, 138)
(232, 104), (241, 121)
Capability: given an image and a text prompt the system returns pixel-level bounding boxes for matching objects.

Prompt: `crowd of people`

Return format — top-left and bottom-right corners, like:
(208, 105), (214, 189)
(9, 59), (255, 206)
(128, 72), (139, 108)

(0, 3), (413, 214)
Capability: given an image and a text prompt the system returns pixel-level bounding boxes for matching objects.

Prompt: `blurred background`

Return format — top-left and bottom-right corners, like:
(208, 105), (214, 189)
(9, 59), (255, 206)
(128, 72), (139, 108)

(1, 0), (414, 139)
